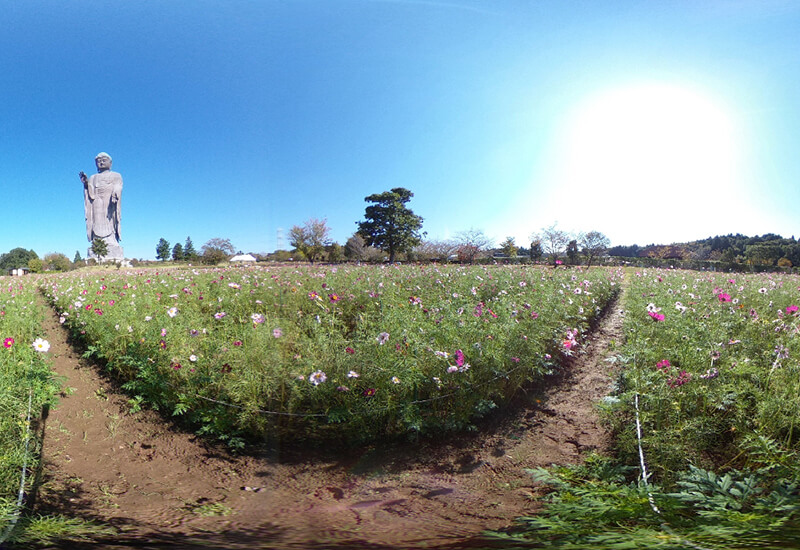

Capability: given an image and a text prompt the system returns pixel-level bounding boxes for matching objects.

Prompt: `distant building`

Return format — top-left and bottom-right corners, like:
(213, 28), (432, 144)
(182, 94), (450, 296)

(9, 267), (29, 276)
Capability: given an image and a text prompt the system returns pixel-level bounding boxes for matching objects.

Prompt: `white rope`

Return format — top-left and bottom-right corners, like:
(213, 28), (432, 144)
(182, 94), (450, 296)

(633, 393), (661, 513)
(633, 391), (715, 550)
(0, 387), (35, 546)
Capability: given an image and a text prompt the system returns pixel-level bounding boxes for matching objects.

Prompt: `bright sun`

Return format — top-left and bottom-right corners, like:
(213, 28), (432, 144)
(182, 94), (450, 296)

(541, 82), (747, 243)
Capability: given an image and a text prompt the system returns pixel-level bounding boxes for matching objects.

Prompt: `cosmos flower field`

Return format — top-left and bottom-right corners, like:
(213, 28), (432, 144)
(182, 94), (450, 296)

(40, 264), (622, 447)
(610, 268), (800, 475)
(489, 267), (800, 548)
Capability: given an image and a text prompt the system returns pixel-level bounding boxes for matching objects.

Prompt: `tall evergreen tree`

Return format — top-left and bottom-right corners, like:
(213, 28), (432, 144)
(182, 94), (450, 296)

(357, 188), (423, 263)
(91, 238), (108, 261)
(184, 237), (197, 260)
(172, 242), (184, 261)
(156, 238), (171, 261)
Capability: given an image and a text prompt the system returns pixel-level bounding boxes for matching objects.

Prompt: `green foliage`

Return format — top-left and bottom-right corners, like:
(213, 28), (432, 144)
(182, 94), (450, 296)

(8, 515), (115, 546)
(529, 240), (543, 262)
(27, 258), (43, 273)
(183, 236), (197, 260)
(43, 253), (72, 272)
(171, 242), (184, 262)
(486, 459), (800, 549)
(90, 238), (108, 259)
(73, 250), (82, 264)
(500, 237), (518, 258)
(201, 248), (228, 265)
(326, 242), (343, 263)
(357, 187), (423, 262)
(0, 248), (38, 271)
(289, 218), (331, 263)
(566, 239), (579, 264)
(201, 238), (234, 265)
(156, 238), (170, 261)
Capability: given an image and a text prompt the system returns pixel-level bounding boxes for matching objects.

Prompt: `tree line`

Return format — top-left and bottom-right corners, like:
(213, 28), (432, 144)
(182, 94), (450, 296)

(282, 187), (611, 266)
(609, 233), (800, 268)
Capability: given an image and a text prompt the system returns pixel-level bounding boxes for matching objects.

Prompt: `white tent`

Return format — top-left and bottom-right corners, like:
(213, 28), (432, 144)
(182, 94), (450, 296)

(230, 254), (257, 263)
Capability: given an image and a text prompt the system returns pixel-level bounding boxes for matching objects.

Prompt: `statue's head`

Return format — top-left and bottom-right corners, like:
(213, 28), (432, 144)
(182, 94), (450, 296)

(95, 152), (112, 172)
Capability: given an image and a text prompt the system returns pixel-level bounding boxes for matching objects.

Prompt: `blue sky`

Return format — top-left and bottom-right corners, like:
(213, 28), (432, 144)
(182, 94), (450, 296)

(3, 1), (799, 260)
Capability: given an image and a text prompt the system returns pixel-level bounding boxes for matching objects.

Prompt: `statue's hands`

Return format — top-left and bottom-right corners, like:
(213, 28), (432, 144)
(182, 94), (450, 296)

(79, 171), (88, 185)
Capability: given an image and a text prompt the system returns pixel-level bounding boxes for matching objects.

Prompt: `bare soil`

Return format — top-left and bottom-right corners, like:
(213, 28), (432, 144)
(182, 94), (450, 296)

(30, 295), (624, 549)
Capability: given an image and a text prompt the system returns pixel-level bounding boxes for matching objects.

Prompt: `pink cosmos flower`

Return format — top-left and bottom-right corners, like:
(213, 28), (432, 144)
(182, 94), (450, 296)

(787, 305), (799, 315)
(668, 370), (691, 387)
(648, 311), (665, 322)
(3, 338), (13, 349)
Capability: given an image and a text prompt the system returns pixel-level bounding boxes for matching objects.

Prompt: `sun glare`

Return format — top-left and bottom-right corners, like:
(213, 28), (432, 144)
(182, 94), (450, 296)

(542, 82), (746, 243)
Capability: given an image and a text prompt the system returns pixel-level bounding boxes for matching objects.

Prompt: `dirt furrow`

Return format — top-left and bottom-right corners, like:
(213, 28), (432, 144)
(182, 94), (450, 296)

(32, 290), (625, 549)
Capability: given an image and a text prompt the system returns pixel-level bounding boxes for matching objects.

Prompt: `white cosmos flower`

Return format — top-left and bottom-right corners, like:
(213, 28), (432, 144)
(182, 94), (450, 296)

(32, 338), (50, 352)
(309, 370), (327, 386)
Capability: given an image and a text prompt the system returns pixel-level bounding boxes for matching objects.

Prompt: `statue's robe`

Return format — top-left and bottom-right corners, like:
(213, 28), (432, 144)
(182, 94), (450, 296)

(84, 170), (123, 243)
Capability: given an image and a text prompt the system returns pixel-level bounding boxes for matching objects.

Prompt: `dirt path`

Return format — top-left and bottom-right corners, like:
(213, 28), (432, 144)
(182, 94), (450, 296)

(32, 292), (625, 549)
